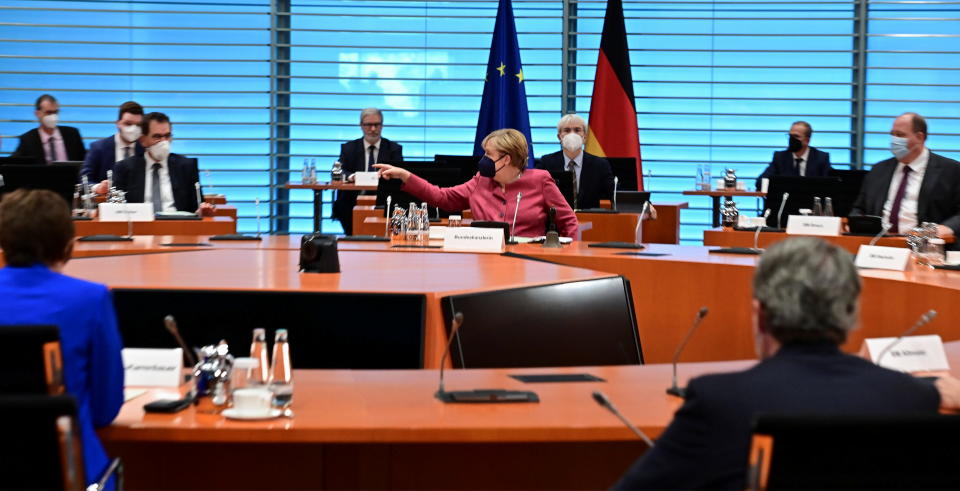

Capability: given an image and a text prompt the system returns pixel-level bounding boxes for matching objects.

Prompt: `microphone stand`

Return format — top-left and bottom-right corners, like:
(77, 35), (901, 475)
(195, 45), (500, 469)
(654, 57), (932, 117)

(875, 309), (937, 367)
(385, 195), (392, 237)
(592, 391), (654, 447)
(752, 209), (771, 251)
(869, 224), (893, 246)
(634, 201), (650, 246)
(666, 307), (709, 398)
(612, 176), (619, 211)
(508, 192), (522, 244)
(776, 192), (790, 230)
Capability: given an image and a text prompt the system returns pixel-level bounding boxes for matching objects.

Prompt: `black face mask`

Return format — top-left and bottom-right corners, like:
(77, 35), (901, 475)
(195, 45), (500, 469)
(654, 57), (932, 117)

(787, 136), (803, 153)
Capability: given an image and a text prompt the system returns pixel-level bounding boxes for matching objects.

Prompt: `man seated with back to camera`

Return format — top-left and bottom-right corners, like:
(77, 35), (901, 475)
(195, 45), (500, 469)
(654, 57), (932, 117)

(535, 113), (614, 210)
(0, 189), (124, 489)
(850, 112), (960, 240)
(612, 237), (960, 490)
(111, 112), (215, 215)
(755, 120), (832, 190)
(333, 107), (404, 235)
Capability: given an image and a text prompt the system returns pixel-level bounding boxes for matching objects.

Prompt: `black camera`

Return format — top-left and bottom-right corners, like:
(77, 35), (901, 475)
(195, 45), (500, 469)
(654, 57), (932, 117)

(299, 234), (341, 273)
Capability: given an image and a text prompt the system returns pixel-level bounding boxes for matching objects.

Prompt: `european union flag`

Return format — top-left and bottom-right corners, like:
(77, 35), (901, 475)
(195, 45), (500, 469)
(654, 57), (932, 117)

(473, 0), (534, 165)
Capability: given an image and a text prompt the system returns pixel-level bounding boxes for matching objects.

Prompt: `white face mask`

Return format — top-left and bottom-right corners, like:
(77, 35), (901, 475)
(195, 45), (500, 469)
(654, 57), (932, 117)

(890, 136), (911, 160)
(119, 124), (142, 143)
(147, 140), (171, 162)
(41, 113), (59, 129)
(561, 132), (584, 153)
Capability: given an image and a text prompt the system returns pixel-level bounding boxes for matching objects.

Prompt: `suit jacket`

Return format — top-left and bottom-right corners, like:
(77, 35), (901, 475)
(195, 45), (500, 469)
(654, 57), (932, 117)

(0, 264), (124, 487)
(12, 126), (87, 164)
(756, 146), (832, 188)
(81, 135), (145, 182)
(333, 137), (403, 234)
(536, 150), (615, 209)
(113, 153), (203, 212)
(402, 168), (579, 238)
(613, 343), (939, 490)
(850, 152), (960, 235)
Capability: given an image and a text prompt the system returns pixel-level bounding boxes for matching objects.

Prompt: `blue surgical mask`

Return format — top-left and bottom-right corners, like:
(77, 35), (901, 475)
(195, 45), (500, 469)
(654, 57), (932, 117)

(890, 136), (910, 160)
(477, 155), (505, 178)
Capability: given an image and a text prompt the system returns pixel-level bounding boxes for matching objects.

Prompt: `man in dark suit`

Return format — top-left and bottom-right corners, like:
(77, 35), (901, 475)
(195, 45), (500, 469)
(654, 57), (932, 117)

(756, 121), (832, 189)
(850, 112), (960, 238)
(613, 237), (943, 490)
(333, 107), (403, 234)
(83, 101), (145, 185)
(12, 94), (86, 164)
(535, 114), (614, 210)
(113, 112), (214, 215)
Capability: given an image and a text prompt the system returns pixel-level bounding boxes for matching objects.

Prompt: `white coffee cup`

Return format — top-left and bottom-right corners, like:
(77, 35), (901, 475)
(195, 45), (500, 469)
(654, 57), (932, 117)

(232, 387), (273, 415)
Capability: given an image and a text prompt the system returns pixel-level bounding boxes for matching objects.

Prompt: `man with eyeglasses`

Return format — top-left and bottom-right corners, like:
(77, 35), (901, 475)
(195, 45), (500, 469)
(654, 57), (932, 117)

(333, 107), (403, 235)
(12, 93), (87, 165)
(113, 112), (215, 215)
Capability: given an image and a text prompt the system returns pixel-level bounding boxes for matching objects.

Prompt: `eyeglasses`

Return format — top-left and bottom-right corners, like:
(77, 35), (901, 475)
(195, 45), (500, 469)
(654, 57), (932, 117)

(361, 122), (383, 128)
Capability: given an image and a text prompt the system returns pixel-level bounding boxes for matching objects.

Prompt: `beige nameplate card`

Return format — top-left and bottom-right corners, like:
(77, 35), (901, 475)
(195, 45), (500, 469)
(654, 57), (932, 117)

(785, 215), (842, 236)
(862, 335), (949, 373)
(443, 227), (504, 253)
(122, 348), (183, 387)
(855, 245), (912, 271)
(738, 215), (767, 228)
(353, 171), (379, 186)
(98, 202), (154, 222)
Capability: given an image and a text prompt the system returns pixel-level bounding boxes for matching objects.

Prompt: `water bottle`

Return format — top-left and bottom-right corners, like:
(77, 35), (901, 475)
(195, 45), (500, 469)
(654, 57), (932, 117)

(812, 197), (823, 217)
(696, 164), (705, 190)
(269, 329), (293, 408)
(419, 202), (430, 241)
(823, 197), (834, 217)
(406, 203), (420, 242)
(309, 158), (318, 184)
(390, 204), (407, 241)
(249, 328), (270, 385)
(302, 158), (310, 184)
(702, 167), (712, 190)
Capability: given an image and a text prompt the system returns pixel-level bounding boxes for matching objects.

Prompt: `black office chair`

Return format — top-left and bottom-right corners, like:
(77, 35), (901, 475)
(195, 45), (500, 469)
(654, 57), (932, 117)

(747, 413), (960, 490)
(0, 394), (123, 490)
(0, 324), (65, 394)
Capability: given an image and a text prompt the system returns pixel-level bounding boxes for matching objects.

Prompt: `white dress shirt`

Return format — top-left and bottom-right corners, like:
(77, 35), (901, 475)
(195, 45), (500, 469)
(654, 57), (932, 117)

(794, 147), (810, 176)
(113, 133), (136, 163)
(882, 148), (929, 232)
(143, 155), (177, 212)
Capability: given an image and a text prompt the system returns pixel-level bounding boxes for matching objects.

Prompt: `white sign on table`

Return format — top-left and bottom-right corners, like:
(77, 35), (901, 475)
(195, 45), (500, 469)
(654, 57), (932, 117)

(443, 227), (504, 253)
(122, 348), (183, 387)
(98, 203), (154, 222)
(855, 245), (912, 271)
(353, 171), (379, 187)
(861, 335), (950, 373)
(785, 215), (842, 236)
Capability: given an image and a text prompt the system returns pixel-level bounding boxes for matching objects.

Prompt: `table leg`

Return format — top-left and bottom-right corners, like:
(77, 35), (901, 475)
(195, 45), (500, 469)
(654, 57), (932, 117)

(313, 190), (322, 233)
(712, 196), (721, 227)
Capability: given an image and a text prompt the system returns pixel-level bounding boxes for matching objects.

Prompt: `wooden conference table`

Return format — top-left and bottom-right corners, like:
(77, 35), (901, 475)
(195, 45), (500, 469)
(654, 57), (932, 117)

(73, 216), (236, 236)
(102, 344), (960, 489)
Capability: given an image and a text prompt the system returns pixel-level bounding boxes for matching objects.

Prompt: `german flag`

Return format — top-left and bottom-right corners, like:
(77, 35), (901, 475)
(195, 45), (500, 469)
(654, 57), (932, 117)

(585, 0), (643, 189)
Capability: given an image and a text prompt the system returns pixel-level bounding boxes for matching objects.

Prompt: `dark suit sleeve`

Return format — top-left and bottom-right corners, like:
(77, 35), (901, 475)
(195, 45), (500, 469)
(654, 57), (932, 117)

(936, 158), (960, 235)
(64, 127), (87, 161)
(612, 379), (714, 490)
(339, 141), (360, 174)
(82, 140), (104, 180)
(387, 141), (403, 162)
(11, 131), (40, 162)
(756, 152), (779, 189)
(113, 158), (130, 193)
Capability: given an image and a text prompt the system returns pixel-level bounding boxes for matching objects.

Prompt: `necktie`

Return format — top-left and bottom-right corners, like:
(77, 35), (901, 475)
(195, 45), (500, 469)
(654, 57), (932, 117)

(151, 163), (163, 213)
(794, 157), (803, 174)
(124, 146), (132, 160)
(888, 165), (913, 234)
(367, 145), (376, 172)
(568, 160), (579, 209)
(47, 136), (57, 164)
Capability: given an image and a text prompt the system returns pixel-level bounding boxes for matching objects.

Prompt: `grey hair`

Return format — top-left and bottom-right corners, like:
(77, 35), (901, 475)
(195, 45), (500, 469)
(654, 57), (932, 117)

(360, 107), (383, 123)
(557, 113), (587, 133)
(753, 237), (860, 344)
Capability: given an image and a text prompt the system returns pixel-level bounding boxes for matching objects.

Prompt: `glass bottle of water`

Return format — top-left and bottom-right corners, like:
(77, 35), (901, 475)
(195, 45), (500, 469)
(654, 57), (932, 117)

(249, 328), (270, 386)
(702, 166), (712, 190)
(419, 202), (430, 241)
(406, 203), (420, 242)
(823, 197), (834, 217)
(695, 164), (704, 190)
(812, 197), (823, 216)
(309, 158), (318, 184)
(390, 205), (407, 241)
(302, 158), (310, 184)
(269, 329), (293, 408)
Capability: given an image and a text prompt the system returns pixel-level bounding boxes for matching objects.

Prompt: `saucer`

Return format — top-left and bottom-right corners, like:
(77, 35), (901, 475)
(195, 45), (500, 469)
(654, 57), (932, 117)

(222, 408), (282, 421)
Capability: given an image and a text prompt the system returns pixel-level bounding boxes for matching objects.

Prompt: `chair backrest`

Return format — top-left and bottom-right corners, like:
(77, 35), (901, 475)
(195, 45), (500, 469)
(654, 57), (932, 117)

(748, 413), (960, 490)
(0, 325), (64, 394)
(0, 394), (85, 490)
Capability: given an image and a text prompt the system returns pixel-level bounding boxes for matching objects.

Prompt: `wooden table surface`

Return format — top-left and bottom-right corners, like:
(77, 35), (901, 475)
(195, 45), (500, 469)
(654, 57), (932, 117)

(73, 216), (236, 237)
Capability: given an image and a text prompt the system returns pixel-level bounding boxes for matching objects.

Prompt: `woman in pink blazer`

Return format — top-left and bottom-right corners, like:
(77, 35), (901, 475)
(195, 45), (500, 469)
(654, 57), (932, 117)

(376, 129), (578, 238)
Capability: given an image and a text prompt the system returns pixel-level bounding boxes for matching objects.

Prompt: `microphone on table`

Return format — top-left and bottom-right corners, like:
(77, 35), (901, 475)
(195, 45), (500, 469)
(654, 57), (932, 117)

(875, 309), (937, 368)
(634, 200), (651, 245)
(255, 197), (262, 238)
(164, 315), (198, 368)
(869, 223), (893, 246)
(776, 192), (790, 230)
(195, 182), (203, 217)
(752, 209), (771, 250)
(592, 391), (655, 447)
(385, 195), (392, 236)
(509, 191), (523, 243)
(435, 312), (538, 403)
(612, 176), (619, 211)
(666, 307), (709, 398)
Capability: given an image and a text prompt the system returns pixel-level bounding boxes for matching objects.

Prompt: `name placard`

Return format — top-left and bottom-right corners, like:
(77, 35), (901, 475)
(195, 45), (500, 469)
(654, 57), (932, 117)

(353, 171), (379, 187)
(98, 202), (155, 222)
(443, 227), (504, 253)
(785, 215), (842, 236)
(428, 225), (447, 240)
(855, 245), (912, 271)
(862, 335), (950, 373)
(738, 215), (767, 228)
(122, 348), (183, 387)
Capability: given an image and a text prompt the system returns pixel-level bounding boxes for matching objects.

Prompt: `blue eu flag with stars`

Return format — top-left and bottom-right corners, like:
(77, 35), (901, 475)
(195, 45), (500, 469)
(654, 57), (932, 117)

(473, 0), (534, 166)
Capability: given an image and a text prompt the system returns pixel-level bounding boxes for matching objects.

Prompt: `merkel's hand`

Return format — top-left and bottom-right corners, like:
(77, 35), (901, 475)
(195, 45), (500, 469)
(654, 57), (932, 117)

(373, 163), (411, 183)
